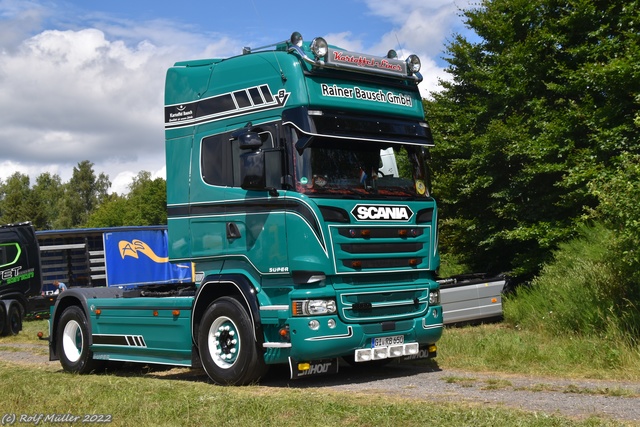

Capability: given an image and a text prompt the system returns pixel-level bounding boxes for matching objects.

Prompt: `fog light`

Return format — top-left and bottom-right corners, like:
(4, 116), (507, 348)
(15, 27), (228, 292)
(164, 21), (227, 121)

(309, 320), (320, 330)
(372, 347), (388, 360)
(429, 289), (440, 305)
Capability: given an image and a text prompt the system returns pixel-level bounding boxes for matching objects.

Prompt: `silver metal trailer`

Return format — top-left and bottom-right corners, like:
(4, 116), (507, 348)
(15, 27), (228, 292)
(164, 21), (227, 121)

(439, 274), (507, 325)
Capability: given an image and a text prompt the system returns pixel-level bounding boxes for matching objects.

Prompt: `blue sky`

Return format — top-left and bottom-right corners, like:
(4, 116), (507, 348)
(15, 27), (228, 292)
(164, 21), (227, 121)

(0, 0), (475, 194)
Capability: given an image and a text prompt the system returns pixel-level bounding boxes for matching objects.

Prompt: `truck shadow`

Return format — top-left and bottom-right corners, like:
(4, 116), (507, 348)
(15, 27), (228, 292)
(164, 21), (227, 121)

(103, 359), (441, 388)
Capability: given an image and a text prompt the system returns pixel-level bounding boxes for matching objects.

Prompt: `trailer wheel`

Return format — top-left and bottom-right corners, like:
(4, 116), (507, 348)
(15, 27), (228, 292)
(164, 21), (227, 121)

(6, 304), (22, 336)
(56, 306), (100, 374)
(0, 304), (6, 337)
(198, 297), (267, 385)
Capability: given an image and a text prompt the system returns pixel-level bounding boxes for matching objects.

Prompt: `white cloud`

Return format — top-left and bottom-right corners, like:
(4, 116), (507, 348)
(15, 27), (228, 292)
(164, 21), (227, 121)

(362, 0), (472, 97)
(0, 24), (185, 193)
(0, 1), (472, 195)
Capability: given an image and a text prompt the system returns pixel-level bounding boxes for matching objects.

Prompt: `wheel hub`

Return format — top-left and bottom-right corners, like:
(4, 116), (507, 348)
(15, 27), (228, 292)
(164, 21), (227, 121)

(209, 317), (240, 368)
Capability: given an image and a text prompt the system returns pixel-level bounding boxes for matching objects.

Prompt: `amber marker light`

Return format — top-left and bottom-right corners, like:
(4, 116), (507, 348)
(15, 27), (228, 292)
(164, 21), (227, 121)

(172, 310), (181, 316)
(279, 326), (290, 341)
(360, 229), (370, 238)
(153, 310), (159, 317)
(95, 309), (102, 315)
(352, 260), (362, 269)
(398, 229), (408, 237)
(409, 258), (419, 266)
(298, 362), (311, 371)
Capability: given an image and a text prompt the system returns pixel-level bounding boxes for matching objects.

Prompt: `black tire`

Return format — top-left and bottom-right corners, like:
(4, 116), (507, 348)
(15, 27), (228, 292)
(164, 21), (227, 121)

(198, 297), (267, 385)
(6, 304), (22, 336)
(0, 304), (6, 337)
(56, 305), (101, 374)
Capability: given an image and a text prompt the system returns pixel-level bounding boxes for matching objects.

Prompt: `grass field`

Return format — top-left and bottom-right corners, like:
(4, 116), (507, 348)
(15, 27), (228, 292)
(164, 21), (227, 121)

(1, 320), (637, 426)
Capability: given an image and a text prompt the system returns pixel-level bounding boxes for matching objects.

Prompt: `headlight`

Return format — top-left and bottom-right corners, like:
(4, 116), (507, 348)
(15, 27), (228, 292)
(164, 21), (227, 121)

(311, 37), (328, 59)
(429, 289), (440, 305)
(292, 299), (337, 316)
(406, 54), (421, 74)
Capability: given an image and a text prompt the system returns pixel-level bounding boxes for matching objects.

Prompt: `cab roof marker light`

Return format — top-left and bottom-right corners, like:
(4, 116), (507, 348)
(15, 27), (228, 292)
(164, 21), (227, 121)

(290, 31), (303, 47)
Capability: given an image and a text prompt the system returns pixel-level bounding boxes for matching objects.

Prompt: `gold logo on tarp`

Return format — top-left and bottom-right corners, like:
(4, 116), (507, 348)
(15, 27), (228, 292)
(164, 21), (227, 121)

(118, 240), (168, 263)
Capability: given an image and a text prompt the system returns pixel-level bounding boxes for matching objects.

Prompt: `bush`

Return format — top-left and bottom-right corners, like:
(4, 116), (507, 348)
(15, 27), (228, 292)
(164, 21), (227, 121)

(503, 223), (640, 343)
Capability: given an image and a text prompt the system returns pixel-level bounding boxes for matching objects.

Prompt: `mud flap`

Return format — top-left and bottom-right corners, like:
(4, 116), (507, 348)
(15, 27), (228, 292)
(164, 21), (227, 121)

(398, 345), (436, 362)
(289, 357), (339, 379)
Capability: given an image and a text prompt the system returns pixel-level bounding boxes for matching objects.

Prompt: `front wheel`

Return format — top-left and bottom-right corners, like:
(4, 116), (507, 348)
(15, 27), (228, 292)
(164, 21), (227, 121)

(198, 297), (267, 385)
(56, 305), (101, 374)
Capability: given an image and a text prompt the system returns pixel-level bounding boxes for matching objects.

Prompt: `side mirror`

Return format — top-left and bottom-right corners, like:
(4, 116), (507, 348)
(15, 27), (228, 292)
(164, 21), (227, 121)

(240, 151), (266, 189)
(237, 130), (263, 150)
(240, 149), (282, 196)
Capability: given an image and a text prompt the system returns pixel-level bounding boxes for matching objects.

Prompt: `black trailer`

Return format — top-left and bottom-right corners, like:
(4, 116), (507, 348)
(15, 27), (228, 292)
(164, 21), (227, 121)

(0, 222), (43, 335)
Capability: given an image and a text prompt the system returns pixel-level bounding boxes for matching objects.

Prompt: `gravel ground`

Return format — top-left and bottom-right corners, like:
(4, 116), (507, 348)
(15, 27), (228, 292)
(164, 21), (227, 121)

(2, 343), (639, 424)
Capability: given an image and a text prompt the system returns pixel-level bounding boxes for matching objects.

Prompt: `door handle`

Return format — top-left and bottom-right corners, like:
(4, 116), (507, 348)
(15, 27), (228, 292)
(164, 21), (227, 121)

(226, 222), (241, 240)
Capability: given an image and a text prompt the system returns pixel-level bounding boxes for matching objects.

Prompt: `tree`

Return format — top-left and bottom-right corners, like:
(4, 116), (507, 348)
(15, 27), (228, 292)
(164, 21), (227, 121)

(426, 0), (640, 281)
(0, 173), (32, 225)
(56, 161), (111, 228)
(87, 171), (167, 227)
(30, 173), (63, 230)
(125, 171), (167, 225)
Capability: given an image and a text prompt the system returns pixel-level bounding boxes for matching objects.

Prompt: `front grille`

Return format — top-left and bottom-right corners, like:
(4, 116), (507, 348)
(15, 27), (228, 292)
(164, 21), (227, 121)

(330, 225), (432, 273)
(340, 288), (429, 322)
(341, 243), (422, 254)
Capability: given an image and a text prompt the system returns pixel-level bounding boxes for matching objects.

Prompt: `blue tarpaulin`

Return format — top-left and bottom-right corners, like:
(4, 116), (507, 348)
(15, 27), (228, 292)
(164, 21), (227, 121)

(104, 229), (192, 287)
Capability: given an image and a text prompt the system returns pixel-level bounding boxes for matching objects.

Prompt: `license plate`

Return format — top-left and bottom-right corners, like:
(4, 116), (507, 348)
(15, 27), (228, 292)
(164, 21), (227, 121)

(373, 335), (404, 347)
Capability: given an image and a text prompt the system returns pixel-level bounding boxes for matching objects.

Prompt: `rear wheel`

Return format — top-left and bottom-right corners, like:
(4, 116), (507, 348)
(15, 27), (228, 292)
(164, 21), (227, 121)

(56, 305), (101, 374)
(6, 304), (22, 335)
(198, 297), (267, 385)
(0, 304), (6, 337)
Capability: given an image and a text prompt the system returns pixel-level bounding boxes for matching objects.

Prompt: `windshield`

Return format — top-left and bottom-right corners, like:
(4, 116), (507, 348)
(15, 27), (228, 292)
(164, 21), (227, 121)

(293, 137), (430, 199)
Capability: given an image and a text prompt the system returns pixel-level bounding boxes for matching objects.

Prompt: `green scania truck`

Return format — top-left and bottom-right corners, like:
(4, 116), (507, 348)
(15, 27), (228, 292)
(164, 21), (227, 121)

(49, 32), (443, 385)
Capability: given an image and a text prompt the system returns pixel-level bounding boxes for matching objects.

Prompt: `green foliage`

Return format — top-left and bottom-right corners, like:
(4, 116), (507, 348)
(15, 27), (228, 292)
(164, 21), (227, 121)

(87, 171), (167, 227)
(427, 0), (640, 281)
(503, 223), (640, 341)
(440, 323), (640, 380)
(0, 162), (166, 229)
(29, 173), (64, 230)
(0, 172), (32, 224)
(56, 160), (112, 229)
(590, 153), (640, 289)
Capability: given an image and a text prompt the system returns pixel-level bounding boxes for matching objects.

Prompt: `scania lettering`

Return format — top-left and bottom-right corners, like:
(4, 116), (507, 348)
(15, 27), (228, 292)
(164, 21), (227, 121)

(48, 32), (443, 385)
(352, 205), (413, 221)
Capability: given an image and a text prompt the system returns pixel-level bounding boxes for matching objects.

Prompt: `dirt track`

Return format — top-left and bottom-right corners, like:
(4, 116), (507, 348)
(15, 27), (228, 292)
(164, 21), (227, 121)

(2, 342), (639, 424)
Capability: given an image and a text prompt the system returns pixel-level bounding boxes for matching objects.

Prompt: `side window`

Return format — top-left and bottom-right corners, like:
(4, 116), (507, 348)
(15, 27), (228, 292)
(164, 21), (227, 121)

(201, 124), (278, 187)
(0, 242), (20, 268)
(201, 132), (237, 186)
